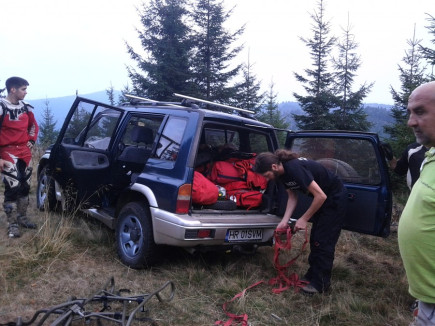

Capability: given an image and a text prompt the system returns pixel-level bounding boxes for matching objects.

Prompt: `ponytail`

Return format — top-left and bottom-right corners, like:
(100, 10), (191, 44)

(254, 149), (298, 174)
(274, 149), (299, 162)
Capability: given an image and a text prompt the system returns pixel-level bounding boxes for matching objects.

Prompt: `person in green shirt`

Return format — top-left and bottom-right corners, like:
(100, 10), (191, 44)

(398, 81), (435, 325)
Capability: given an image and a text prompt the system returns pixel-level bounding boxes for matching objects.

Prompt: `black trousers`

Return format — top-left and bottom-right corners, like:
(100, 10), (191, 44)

(304, 188), (347, 292)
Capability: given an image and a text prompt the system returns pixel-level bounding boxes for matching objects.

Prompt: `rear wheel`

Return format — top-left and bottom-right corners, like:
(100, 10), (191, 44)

(36, 166), (57, 211)
(116, 202), (157, 268)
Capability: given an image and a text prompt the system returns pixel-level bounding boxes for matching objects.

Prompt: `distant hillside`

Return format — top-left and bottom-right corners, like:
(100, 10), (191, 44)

(28, 91), (117, 129)
(278, 102), (394, 139)
(363, 105), (394, 140)
(28, 92), (394, 139)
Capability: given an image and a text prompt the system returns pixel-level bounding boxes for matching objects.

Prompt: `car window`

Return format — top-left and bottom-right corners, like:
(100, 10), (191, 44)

(156, 116), (187, 161)
(84, 110), (121, 150)
(201, 127), (271, 154)
(62, 101), (121, 150)
(121, 115), (163, 148)
(290, 137), (381, 185)
(203, 128), (240, 151)
(249, 133), (270, 153)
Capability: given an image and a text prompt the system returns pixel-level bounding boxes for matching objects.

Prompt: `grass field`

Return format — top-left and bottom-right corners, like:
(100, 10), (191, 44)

(0, 166), (415, 325)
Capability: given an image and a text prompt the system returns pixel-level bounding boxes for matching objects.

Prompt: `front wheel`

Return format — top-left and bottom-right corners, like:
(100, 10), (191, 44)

(116, 202), (157, 268)
(36, 166), (57, 211)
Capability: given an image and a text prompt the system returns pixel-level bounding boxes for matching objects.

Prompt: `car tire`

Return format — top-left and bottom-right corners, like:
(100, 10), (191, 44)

(116, 201), (157, 269)
(316, 158), (361, 182)
(36, 166), (57, 211)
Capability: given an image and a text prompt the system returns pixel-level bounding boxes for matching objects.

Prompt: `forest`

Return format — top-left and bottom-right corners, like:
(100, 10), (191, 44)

(19, 0), (432, 158)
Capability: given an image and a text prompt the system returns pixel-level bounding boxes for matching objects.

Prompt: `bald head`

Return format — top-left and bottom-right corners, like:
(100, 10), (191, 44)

(407, 81), (435, 147)
(410, 81), (435, 102)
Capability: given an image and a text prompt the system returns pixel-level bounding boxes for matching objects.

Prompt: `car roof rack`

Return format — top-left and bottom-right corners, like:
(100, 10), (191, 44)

(173, 93), (255, 117)
(124, 93), (255, 118)
(124, 94), (181, 107)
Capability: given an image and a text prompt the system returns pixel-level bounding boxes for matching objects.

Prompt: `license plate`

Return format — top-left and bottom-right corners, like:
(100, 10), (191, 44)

(225, 229), (263, 242)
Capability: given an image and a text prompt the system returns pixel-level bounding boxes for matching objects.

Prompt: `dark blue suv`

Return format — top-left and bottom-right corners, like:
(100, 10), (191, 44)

(36, 96), (392, 268)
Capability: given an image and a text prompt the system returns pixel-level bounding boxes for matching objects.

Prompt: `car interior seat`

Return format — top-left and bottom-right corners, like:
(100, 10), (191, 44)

(119, 126), (154, 163)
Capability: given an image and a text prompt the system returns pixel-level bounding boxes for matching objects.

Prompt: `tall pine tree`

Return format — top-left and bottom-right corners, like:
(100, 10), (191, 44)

(106, 83), (116, 105)
(384, 27), (427, 155)
(259, 81), (289, 128)
(331, 17), (372, 131)
(126, 0), (193, 100)
(232, 53), (265, 114)
(190, 0), (244, 103)
(38, 99), (58, 148)
(293, 0), (338, 130)
(420, 13), (435, 79)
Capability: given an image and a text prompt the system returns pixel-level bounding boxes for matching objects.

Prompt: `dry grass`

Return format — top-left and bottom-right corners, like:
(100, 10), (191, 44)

(0, 168), (414, 325)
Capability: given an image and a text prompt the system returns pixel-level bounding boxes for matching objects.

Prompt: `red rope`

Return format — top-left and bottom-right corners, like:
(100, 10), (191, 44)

(215, 227), (309, 325)
(269, 227), (309, 294)
(214, 281), (264, 326)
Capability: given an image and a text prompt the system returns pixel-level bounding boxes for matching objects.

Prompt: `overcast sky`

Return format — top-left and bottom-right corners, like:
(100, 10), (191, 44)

(1, 0), (433, 105)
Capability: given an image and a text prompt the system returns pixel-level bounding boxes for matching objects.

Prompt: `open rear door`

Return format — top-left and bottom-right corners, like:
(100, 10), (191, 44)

(283, 131), (392, 237)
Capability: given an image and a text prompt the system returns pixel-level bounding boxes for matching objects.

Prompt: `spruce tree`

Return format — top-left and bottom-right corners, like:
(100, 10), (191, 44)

(331, 17), (372, 131)
(232, 54), (265, 115)
(38, 99), (58, 148)
(106, 83), (116, 105)
(293, 0), (338, 130)
(126, 0), (194, 101)
(255, 81), (290, 147)
(384, 27), (427, 155)
(420, 13), (435, 78)
(258, 81), (288, 129)
(190, 0), (244, 103)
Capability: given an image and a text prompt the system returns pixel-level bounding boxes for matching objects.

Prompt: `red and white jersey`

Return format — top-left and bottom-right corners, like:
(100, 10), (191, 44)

(0, 98), (39, 147)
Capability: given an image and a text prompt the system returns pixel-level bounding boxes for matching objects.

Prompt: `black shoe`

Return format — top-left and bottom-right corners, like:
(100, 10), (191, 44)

(301, 283), (319, 295)
(17, 216), (37, 229)
(8, 223), (21, 238)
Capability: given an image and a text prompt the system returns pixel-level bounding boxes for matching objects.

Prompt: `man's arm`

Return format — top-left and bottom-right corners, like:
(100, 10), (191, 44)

(26, 109), (39, 149)
(393, 147), (410, 176)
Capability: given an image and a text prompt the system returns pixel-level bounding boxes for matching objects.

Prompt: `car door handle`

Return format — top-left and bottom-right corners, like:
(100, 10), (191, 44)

(98, 155), (107, 165)
(347, 193), (356, 201)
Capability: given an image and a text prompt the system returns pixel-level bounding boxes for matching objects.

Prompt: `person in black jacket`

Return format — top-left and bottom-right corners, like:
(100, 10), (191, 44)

(389, 142), (427, 190)
(254, 149), (347, 294)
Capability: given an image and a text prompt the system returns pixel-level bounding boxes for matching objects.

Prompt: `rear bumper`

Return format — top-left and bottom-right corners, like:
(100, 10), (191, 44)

(151, 208), (281, 247)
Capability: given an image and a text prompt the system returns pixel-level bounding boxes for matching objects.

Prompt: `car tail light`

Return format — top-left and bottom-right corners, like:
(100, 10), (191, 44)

(176, 184), (191, 214)
(197, 230), (211, 238)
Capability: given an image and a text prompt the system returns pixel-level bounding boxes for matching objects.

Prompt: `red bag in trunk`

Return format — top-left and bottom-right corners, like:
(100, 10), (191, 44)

(209, 161), (246, 184)
(227, 189), (263, 210)
(192, 171), (218, 205)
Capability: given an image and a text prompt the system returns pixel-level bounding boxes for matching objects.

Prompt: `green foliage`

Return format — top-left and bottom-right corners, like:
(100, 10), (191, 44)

(38, 99), (59, 148)
(65, 107), (91, 140)
(106, 84), (116, 106)
(293, 0), (339, 130)
(126, 0), (194, 101)
(420, 13), (435, 76)
(126, 0), (245, 106)
(232, 57), (265, 114)
(258, 81), (289, 138)
(190, 0), (244, 103)
(384, 28), (427, 155)
(331, 19), (372, 131)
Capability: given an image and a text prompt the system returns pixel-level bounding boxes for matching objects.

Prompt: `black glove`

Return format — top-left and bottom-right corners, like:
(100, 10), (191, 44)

(381, 143), (394, 161)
